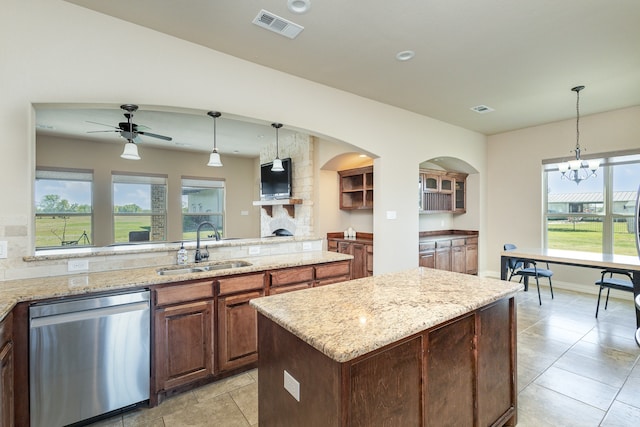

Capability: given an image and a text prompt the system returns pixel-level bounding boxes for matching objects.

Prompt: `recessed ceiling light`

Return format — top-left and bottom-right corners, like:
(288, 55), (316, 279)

(396, 50), (415, 61)
(288, 0), (311, 14)
(470, 105), (495, 114)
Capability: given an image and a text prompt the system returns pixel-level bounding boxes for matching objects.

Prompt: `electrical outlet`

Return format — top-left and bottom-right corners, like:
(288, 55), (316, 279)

(0, 241), (7, 259)
(283, 370), (300, 402)
(386, 210), (397, 219)
(68, 259), (89, 272)
(302, 242), (312, 251)
(249, 246), (260, 255)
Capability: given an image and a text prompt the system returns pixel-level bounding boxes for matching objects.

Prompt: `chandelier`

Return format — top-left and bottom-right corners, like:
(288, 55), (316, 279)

(557, 85), (600, 184)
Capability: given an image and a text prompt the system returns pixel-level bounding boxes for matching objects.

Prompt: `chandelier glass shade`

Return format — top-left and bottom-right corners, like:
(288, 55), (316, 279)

(121, 139), (140, 160)
(558, 85), (600, 184)
(207, 111), (223, 167)
(271, 123), (284, 172)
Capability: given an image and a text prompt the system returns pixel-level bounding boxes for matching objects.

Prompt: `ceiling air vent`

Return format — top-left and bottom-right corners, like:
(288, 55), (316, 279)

(252, 9), (304, 39)
(470, 105), (495, 114)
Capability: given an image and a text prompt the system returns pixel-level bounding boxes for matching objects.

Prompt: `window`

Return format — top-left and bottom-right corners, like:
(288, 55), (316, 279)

(35, 169), (93, 249)
(544, 152), (640, 255)
(182, 178), (225, 240)
(113, 173), (167, 243)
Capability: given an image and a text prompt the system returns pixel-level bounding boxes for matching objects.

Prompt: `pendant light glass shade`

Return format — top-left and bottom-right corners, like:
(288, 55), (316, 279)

(207, 150), (222, 167)
(271, 122), (285, 172)
(271, 158), (284, 172)
(207, 111), (223, 167)
(121, 140), (140, 160)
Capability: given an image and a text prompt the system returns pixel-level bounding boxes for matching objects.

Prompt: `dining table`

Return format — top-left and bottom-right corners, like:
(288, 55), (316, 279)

(500, 247), (640, 347)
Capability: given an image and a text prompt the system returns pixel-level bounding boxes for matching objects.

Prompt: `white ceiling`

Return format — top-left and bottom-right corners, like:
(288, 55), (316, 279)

(53, 0), (639, 143)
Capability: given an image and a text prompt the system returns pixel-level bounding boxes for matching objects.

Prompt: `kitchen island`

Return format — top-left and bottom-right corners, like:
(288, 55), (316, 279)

(250, 267), (522, 427)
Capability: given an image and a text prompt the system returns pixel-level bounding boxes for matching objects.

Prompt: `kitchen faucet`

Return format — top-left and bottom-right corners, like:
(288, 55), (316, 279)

(195, 221), (220, 262)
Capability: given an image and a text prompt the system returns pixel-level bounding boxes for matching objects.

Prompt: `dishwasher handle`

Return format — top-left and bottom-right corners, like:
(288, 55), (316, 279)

(30, 300), (149, 328)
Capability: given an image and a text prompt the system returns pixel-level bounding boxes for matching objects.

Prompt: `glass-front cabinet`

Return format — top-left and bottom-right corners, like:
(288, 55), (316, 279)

(419, 169), (467, 214)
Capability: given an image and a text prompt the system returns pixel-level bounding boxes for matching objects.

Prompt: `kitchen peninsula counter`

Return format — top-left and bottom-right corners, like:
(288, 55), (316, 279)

(251, 267), (522, 426)
(0, 250), (352, 321)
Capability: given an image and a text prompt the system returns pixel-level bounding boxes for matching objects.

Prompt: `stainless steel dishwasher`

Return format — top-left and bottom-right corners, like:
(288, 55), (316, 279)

(29, 289), (150, 427)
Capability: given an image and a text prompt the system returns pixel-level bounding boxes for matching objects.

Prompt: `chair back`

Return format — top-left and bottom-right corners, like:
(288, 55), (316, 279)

(503, 244), (521, 270)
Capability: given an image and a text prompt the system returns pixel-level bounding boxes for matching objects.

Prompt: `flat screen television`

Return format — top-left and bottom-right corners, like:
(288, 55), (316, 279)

(260, 158), (292, 200)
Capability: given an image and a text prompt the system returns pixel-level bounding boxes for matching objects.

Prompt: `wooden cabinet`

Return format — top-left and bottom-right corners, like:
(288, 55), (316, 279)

(0, 313), (13, 427)
(315, 260), (351, 286)
(217, 273), (265, 372)
(419, 169), (467, 213)
(419, 233), (478, 275)
(327, 233), (373, 279)
(154, 280), (215, 393)
(339, 166), (373, 210)
(270, 266), (314, 295)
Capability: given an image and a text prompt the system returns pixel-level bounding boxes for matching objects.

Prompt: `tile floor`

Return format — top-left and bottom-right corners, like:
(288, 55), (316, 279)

(89, 287), (640, 426)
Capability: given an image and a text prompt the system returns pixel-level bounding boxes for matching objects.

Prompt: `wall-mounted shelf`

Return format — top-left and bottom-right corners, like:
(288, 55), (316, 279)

(253, 199), (302, 217)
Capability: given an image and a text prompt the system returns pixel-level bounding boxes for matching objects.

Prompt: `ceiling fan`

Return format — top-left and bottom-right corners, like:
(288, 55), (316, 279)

(87, 104), (172, 142)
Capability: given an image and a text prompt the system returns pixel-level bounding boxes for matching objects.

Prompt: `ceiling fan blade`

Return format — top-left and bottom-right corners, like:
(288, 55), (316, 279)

(86, 120), (119, 129)
(87, 130), (119, 134)
(137, 131), (172, 141)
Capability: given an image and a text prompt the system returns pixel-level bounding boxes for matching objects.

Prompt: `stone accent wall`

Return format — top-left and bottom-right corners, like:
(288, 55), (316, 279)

(259, 133), (314, 237)
(151, 184), (166, 241)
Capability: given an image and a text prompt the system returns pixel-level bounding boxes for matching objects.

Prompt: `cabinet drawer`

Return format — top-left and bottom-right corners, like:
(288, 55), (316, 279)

(316, 261), (351, 279)
(270, 283), (313, 295)
(218, 273), (265, 296)
(155, 280), (214, 306)
(270, 266), (314, 287)
(435, 240), (451, 248)
(466, 237), (478, 245)
(316, 275), (350, 287)
(452, 238), (466, 247)
(419, 241), (436, 252)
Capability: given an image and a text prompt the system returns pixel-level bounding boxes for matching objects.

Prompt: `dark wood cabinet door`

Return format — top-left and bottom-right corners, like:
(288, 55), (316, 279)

(155, 300), (214, 392)
(0, 342), (14, 427)
(466, 244), (478, 275)
(419, 250), (435, 268)
(0, 313), (13, 427)
(435, 247), (451, 271)
(451, 245), (466, 273)
(217, 291), (262, 372)
(426, 314), (475, 427)
(478, 299), (516, 426)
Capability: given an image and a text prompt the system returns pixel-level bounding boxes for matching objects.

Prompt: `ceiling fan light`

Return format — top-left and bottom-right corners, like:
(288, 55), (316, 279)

(587, 159), (601, 171)
(207, 150), (223, 167)
(271, 158), (284, 172)
(121, 141), (140, 160)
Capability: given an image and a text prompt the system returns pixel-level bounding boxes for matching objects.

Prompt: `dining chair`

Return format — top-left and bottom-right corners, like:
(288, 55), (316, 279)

(503, 244), (554, 305)
(594, 268), (633, 318)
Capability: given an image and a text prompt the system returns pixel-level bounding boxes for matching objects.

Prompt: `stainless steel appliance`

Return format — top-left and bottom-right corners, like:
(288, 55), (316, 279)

(29, 290), (150, 427)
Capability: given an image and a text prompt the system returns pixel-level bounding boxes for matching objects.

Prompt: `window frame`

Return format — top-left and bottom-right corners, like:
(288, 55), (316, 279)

(181, 177), (226, 240)
(112, 172), (168, 243)
(35, 168), (94, 249)
(543, 150), (640, 255)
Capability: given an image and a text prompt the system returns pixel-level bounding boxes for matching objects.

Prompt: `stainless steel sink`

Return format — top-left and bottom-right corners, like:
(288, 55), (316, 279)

(157, 260), (252, 275)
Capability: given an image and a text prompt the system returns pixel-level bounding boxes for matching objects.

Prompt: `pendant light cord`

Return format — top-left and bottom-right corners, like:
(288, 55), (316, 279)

(575, 87), (580, 151)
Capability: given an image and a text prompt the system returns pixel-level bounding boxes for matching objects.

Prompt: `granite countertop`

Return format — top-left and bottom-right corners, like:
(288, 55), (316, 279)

(419, 233), (478, 243)
(0, 251), (352, 321)
(250, 267), (522, 363)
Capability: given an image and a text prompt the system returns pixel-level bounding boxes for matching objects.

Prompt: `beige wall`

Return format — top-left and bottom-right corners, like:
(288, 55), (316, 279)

(486, 106), (640, 288)
(36, 135), (259, 244)
(0, 0), (486, 280)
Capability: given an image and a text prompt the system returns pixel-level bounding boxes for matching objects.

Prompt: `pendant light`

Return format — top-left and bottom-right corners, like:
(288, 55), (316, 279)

(557, 85), (600, 184)
(207, 111), (223, 167)
(121, 139), (140, 160)
(271, 122), (284, 172)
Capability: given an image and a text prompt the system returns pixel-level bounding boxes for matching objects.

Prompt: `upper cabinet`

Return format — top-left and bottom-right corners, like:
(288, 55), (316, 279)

(339, 166), (373, 210)
(419, 169), (467, 214)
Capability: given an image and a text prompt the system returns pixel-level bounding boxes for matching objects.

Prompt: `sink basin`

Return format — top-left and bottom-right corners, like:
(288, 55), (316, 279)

(157, 260), (252, 275)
